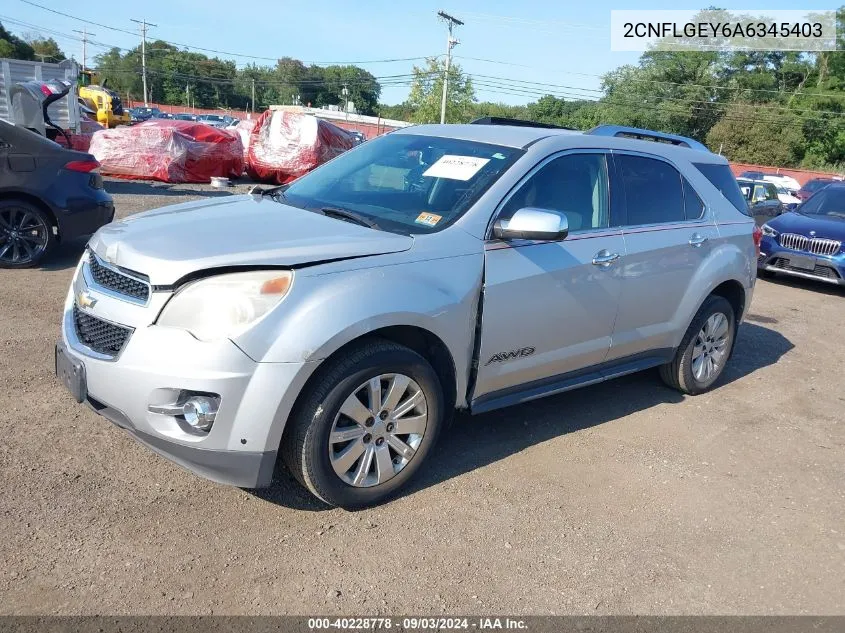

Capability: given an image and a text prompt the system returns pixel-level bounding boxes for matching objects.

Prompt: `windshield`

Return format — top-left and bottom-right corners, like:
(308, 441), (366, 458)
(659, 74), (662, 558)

(201, 115), (224, 121)
(281, 133), (522, 234)
(805, 180), (832, 193)
(798, 187), (845, 219)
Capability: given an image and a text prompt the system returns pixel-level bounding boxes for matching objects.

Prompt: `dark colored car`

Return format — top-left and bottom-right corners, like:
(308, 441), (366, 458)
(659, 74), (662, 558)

(737, 178), (784, 225)
(129, 107), (161, 123)
(0, 120), (114, 268)
(795, 177), (836, 202)
(174, 113), (197, 121)
(758, 182), (845, 286)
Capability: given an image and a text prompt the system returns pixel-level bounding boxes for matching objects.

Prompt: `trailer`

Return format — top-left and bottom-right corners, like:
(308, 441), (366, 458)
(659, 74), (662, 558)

(0, 57), (81, 133)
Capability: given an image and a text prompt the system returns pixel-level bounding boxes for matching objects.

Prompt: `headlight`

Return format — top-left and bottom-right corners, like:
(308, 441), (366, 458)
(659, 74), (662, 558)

(157, 270), (293, 341)
(761, 224), (778, 237)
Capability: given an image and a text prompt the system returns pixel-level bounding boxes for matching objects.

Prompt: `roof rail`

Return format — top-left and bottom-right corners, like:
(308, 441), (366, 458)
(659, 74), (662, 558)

(470, 116), (572, 130)
(586, 125), (710, 152)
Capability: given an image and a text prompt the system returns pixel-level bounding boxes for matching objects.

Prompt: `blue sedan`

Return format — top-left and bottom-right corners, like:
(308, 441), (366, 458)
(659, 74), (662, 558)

(758, 182), (845, 286)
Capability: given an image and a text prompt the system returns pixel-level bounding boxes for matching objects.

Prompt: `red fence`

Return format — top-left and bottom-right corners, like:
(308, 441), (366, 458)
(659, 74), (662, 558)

(729, 162), (843, 187)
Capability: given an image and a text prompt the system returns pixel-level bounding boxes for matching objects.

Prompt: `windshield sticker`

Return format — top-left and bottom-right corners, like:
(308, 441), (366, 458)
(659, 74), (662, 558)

(415, 212), (443, 227)
(423, 155), (490, 181)
(492, 152), (506, 160)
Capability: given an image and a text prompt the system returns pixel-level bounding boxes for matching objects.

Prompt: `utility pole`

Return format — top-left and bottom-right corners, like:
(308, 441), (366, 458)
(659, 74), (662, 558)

(130, 18), (157, 106)
(342, 84), (349, 120)
(437, 10), (463, 124)
(72, 28), (96, 73)
(251, 78), (255, 115)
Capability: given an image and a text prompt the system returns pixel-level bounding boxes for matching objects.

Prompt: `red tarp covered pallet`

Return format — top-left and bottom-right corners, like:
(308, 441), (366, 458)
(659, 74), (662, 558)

(89, 119), (244, 183)
(246, 110), (355, 184)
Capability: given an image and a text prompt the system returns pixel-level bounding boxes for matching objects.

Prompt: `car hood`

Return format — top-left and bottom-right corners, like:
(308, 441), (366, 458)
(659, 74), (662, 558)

(768, 210), (845, 240)
(88, 195), (414, 285)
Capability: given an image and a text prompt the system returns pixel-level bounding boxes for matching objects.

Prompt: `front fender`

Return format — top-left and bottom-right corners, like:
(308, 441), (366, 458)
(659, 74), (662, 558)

(234, 253), (484, 405)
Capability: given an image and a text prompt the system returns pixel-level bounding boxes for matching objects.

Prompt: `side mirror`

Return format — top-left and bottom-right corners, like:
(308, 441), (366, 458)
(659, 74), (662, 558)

(493, 207), (569, 241)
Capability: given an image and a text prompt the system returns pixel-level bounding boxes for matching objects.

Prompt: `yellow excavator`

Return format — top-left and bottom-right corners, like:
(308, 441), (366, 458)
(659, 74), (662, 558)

(78, 70), (130, 128)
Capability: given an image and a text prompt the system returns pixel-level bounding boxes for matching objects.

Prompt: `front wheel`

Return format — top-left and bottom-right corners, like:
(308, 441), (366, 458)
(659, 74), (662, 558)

(660, 295), (736, 395)
(282, 339), (445, 509)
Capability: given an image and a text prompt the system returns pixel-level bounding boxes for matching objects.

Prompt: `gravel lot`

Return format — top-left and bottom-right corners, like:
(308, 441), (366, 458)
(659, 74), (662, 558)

(0, 179), (843, 615)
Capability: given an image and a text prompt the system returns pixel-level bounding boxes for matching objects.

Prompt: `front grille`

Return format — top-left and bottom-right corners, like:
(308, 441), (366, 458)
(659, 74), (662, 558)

(88, 253), (149, 302)
(778, 233), (842, 256)
(73, 306), (133, 356)
(771, 257), (840, 280)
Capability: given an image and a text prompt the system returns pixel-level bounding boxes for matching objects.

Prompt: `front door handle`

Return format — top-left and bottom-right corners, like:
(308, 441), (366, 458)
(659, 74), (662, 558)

(592, 250), (620, 267)
(689, 233), (709, 247)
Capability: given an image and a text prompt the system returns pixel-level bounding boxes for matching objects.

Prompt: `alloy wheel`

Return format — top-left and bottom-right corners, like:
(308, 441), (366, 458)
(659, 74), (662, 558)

(0, 207), (49, 265)
(329, 373), (428, 488)
(691, 312), (730, 382)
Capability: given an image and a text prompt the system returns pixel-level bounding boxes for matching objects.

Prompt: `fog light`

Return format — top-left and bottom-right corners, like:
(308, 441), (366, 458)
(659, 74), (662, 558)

(182, 396), (218, 431)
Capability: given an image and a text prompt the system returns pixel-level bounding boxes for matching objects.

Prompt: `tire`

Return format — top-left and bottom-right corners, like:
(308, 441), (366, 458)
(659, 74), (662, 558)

(0, 200), (55, 269)
(660, 295), (736, 395)
(282, 338), (445, 509)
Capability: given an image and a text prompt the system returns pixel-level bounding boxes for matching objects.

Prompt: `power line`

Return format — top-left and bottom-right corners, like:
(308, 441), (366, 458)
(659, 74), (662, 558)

(469, 73), (845, 118)
(0, 14), (123, 50)
(456, 54), (845, 102)
(18, 0), (435, 66)
(469, 79), (845, 127)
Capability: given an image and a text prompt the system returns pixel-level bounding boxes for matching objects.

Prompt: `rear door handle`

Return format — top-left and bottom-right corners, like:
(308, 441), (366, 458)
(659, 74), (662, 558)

(592, 250), (620, 267)
(689, 233), (708, 247)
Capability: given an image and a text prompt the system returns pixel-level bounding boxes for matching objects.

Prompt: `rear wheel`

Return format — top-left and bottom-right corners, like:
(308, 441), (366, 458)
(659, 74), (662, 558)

(282, 339), (445, 509)
(660, 295), (736, 395)
(0, 200), (54, 269)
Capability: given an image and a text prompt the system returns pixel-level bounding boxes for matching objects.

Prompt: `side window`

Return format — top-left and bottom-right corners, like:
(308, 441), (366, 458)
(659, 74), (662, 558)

(765, 184), (779, 201)
(682, 177), (705, 220)
(693, 162), (749, 216)
(752, 185), (767, 202)
(616, 154), (685, 225)
(499, 153), (609, 232)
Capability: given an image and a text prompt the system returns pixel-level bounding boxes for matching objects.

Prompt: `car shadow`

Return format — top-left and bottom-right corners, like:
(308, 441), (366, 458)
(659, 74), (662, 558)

(760, 274), (844, 297)
(251, 322), (793, 512)
(103, 179), (241, 198)
(40, 237), (89, 271)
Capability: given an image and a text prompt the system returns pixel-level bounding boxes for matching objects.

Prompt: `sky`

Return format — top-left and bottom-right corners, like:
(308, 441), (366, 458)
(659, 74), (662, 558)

(2, 0), (819, 106)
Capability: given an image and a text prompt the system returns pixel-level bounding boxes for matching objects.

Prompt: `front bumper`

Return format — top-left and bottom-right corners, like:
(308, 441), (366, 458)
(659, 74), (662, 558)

(758, 237), (845, 286)
(59, 259), (317, 488)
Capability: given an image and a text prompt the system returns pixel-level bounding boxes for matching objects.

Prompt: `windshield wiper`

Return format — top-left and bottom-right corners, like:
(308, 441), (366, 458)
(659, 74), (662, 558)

(319, 207), (379, 229)
(249, 184), (289, 200)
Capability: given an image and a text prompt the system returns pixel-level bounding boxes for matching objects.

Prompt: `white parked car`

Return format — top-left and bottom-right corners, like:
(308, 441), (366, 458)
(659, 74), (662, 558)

(773, 185), (801, 209)
(763, 174), (801, 194)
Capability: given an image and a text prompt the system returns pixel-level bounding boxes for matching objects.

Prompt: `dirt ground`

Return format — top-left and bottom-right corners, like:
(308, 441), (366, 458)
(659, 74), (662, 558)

(0, 179), (842, 615)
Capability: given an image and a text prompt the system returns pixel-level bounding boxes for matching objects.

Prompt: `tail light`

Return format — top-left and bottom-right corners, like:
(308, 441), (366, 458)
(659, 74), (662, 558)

(64, 159), (100, 173)
(752, 225), (762, 257)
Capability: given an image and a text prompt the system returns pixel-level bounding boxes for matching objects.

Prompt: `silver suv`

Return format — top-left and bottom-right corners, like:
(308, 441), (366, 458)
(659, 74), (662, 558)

(56, 122), (757, 508)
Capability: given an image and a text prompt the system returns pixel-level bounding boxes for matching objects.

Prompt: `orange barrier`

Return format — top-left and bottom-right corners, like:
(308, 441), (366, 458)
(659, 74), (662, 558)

(729, 162), (843, 187)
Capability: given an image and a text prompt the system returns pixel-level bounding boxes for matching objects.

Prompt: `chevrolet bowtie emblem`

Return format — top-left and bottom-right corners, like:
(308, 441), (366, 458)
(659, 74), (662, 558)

(77, 290), (97, 309)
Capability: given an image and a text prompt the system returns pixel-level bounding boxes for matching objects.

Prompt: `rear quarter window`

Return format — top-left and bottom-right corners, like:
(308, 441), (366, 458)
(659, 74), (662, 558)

(693, 162), (750, 216)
